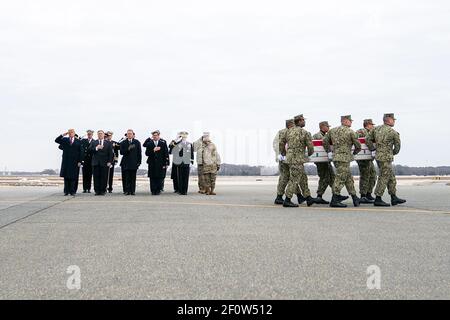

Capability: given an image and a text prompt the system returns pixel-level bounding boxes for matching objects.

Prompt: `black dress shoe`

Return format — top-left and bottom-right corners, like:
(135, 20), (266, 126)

(374, 196), (390, 207)
(283, 198), (299, 208)
(359, 196), (372, 204)
(64, 193), (69, 196)
(306, 196), (316, 207)
(352, 195), (361, 207)
(330, 195), (347, 208)
(391, 195), (406, 206)
(315, 195), (330, 205)
(274, 195), (284, 205)
(297, 194), (306, 205)
(130, 193), (135, 196)
(83, 190), (87, 194)
(337, 195), (349, 202)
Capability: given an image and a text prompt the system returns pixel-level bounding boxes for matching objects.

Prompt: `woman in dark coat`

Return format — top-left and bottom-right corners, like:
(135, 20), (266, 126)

(143, 130), (170, 195)
(55, 130), (82, 196)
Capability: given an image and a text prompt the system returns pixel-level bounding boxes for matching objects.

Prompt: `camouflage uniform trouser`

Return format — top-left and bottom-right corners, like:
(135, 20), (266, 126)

(203, 164), (218, 190)
(286, 164), (311, 199)
(357, 160), (377, 195)
(277, 162), (290, 196)
(316, 162), (335, 196)
(332, 161), (356, 196)
(198, 165), (205, 191)
(203, 173), (217, 189)
(375, 161), (397, 197)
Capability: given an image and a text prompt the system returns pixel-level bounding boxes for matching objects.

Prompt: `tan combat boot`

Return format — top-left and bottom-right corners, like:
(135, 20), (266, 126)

(209, 188), (216, 195)
(204, 187), (211, 195)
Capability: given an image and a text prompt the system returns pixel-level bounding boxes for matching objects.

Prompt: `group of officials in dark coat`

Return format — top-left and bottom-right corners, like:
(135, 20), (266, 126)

(56, 129), (194, 196)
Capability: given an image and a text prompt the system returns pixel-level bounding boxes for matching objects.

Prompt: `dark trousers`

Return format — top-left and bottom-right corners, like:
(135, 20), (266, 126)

(177, 164), (191, 195)
(150, 178), (164, 194)
(122, 169), (137, 194)
(108, 166), (115, 192)
(172, 165), (179, 192)
(82, 163), (93, 191)
(64, 178), (78, 195)
(93, 166), (108, 194)
(121, 167), (126, 193)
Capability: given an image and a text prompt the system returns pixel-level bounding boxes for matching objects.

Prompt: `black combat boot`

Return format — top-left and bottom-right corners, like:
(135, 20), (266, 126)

(374, 196), (390, 207)
(297, 193), (306, 205)
(274, 195), (284, 205)
(330, 194), (347, 208)
(391, 195), (407, 206)
(336, 195), (349, 202)
(359, 194), (372, 204)
(352, 195), (361, 207)
(306, 196), (316, 207)
(366, 193), (375, 201)
(283, 198), (299, 208)
(315, 195), (330, 205)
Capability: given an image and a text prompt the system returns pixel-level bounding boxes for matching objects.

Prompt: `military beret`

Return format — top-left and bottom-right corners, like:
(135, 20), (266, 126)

(383, 113), (396, 120)
(319, 121), (330, 127)
(294, 114), (305, 121)
(363, 119), (375, 126)
(341, 115), (353, 122)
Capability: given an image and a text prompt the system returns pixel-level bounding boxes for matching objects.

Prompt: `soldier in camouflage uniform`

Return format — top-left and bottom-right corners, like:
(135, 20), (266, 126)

(323, 115), (361, 208)
(273, 119), (295, 205)
(312, 121), (335, 204)
(356, 119), (377, 204)
(292, 114), (314, 204)
(366, 113), (406, 207)
(281, 118), (316, 208)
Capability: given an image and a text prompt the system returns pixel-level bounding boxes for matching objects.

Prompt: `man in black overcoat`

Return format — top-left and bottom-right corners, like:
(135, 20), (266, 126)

(120, 129), (142, 195)
(55, 129), (82, 196)
(143, 130), (170, 195)
(89, 130), (113, 196)
(80, 129), (94, 193)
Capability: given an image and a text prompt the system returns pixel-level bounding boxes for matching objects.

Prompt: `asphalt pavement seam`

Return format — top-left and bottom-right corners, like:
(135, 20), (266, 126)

(0, 195), (70, 230)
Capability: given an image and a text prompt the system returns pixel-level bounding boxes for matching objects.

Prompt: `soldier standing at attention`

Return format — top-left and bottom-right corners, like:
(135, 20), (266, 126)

(312, 121), (336, 204)
(200, 134), (221, 195)
(274, 119), (295, 205)
(194, 133), (208, 194)
(80, 130), (94, 193)
(366, 113), (406, 207)
(356, 119), (377, 204)
(282, 117), (316, 208)
(323, 115), (361, 208)
(105, 131), (120, 193)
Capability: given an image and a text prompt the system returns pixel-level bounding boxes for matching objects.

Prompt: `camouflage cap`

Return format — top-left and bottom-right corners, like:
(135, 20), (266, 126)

(383, 113), (396, 120)
(319, 121), (330, 127)
(341, 115), (353, 122)
(363, 119), (375, 126)
(294, 114), (305, 121)
(285, 119), (295, 127)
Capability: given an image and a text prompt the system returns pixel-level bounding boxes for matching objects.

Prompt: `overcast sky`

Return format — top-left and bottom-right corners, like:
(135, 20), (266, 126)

(0, 0), (449, 171)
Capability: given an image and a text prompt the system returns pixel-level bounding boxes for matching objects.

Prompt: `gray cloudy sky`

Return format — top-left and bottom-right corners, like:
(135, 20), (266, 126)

(0, 0), (449, 171)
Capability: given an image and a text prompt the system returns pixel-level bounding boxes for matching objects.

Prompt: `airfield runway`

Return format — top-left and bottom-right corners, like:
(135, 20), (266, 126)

(0, 176), (449, 300)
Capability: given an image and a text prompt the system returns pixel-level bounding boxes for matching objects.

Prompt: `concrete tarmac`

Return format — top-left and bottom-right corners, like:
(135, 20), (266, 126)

(0, 177), (449, 300)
